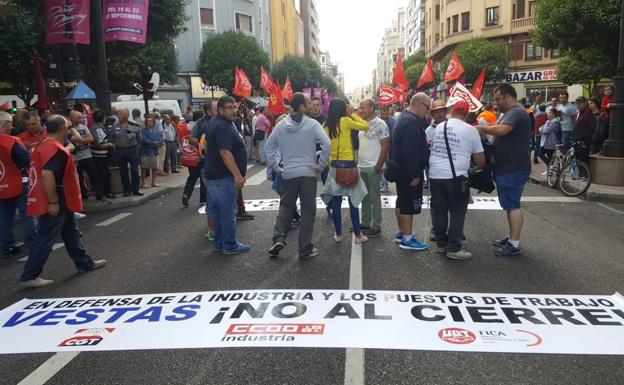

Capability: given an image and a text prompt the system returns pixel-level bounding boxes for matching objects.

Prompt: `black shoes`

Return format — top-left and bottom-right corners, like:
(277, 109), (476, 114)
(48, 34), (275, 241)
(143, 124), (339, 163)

(236, 212), (255, 220)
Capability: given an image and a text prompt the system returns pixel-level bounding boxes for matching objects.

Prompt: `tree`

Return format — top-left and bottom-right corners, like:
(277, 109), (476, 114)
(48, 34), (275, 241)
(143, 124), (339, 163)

(441, 38), (507, 84)
(533, 0), (620, 86)
(403, 53), (426, 69)
(271, 54), (323, 91)
(197, 31), (270, 92)
(0, 5), (41, 104)
(11, 0), (189, 94)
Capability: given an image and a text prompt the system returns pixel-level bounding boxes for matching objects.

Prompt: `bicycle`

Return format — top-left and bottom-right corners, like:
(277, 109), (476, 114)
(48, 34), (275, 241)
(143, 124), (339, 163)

(546, 141), (592, 196)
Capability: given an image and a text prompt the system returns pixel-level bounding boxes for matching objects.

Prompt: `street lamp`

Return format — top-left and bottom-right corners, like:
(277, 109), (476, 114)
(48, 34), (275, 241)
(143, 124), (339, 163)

(602, 0), (624, 157)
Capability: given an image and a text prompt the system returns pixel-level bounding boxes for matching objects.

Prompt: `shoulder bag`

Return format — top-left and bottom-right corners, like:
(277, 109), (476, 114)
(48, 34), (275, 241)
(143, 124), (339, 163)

(334, 123), (359, 188)
(442, 121), (470, 198)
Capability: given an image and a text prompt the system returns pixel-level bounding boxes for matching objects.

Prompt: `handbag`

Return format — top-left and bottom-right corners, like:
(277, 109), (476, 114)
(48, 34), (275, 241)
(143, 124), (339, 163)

(469, 167), (495, 193)
(253, 130), (265, 141)
(442, 121), (470, 198)
(180, 136), (200, 167)
(334, 124), (359, 188)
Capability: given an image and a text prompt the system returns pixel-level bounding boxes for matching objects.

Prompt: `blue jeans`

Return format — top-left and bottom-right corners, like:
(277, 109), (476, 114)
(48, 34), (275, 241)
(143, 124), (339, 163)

(562, 131), (572, 146)
(183, 165), (206, 203)
(380, 174), (389, 189)
(0, 182), (37, 252)
(331, 196), (361, 236)
(206, 176), (238, 251)
(116, 146), (140, 194)
(20, 206), (93, 281)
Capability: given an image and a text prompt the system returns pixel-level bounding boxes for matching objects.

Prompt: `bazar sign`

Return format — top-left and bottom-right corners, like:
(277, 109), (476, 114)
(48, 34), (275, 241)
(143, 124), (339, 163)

(0, 290), (622, 355)
(506, 69), (558, 83)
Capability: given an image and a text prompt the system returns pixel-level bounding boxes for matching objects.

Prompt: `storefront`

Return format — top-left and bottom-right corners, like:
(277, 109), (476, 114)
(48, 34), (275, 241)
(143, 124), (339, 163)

(505, 68), (583, 103)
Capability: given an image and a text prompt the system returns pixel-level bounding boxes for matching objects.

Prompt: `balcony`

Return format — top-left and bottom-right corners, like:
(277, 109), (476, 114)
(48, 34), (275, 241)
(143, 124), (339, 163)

(512, 17), (535, 32)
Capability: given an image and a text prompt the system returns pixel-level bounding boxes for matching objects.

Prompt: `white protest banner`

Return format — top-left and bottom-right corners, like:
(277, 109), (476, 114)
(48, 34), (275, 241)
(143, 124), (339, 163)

(1, 290), (622, 355)
(449, 82), (483, 112)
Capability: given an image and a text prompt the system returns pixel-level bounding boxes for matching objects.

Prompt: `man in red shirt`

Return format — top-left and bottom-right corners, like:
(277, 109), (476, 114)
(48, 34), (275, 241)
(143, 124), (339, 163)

(17, 111), (47, 152)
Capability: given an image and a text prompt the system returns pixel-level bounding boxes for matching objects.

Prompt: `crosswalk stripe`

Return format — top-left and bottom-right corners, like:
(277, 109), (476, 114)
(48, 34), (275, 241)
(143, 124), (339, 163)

(245, 167), (268, 186)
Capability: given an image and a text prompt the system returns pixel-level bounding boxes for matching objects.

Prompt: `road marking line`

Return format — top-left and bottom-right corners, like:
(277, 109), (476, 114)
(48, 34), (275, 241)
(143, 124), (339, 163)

(596, 202), (624, 215)
(344, 236), (364, 385)
(95, 213), (132, 227)
(245, 167), (268, 186)
(17, 352), (79, 385)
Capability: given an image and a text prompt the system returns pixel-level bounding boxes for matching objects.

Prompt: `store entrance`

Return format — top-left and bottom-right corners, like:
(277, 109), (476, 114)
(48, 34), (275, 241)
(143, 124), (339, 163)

(526, 86), (567, 104)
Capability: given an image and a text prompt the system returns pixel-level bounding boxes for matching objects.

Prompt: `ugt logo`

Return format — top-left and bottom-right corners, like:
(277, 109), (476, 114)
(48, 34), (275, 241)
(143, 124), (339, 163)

(438, 327), (476, 345)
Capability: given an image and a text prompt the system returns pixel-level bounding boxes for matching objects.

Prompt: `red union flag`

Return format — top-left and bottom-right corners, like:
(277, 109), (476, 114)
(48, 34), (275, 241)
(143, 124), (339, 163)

(45, 0), (91, 45)
(259, 66), (273, 92)
(449, 82), (483, 112)
(103, 0), (150, 44)
(470, 68), (487, 99)
(444, 52), (465, 82)
(281, 76), (293, 101)
(417, 60), (435, 89)
(392, 54), (409, 91)
(233, 67), (253, 97)
(378, 85), (406, 105)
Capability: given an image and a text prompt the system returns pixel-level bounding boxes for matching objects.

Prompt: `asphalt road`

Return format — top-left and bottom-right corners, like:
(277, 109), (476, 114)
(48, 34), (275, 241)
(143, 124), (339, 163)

(1, 164), (623, 385)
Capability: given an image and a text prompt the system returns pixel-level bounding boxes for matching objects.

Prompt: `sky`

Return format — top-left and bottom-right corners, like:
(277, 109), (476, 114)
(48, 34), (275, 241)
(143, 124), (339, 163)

(316, 0), (407, 93)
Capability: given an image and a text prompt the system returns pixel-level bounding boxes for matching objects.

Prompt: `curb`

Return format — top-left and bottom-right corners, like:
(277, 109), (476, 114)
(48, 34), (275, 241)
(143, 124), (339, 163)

(82, 185), (182, 213)
(586, 190), (624, 204)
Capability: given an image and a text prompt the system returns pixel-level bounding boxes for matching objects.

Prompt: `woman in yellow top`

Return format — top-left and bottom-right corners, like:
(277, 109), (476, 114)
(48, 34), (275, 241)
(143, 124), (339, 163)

(320, 98), (370, 244)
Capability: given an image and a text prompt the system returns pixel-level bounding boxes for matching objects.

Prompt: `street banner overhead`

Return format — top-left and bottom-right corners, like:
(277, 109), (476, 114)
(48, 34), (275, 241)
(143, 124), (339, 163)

(45, 0), (91, 45)
(103, 0), (150, 44)
(0, 290), (622, 355)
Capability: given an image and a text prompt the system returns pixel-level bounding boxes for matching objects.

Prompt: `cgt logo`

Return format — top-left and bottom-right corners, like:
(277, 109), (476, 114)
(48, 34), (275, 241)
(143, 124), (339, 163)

(438, 327), (476, 345)
(58, 328), (115, 347)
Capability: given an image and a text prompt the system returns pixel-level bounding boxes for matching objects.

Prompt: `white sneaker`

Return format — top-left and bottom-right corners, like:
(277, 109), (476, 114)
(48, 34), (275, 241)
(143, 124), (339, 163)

(541, 171), (548, 176)
(446, 250), (473, 260)
(354, 235), (369, 244)
(20, 277), (54, 288)
(91, 259), (107, 270)
(74, 212), (87, 220)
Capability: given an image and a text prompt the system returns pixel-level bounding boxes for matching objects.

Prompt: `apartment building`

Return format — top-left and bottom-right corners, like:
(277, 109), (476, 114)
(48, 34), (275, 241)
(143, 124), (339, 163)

(405, 0), (426, 57)
(299, 0), (321, 61)
(424, 0), (582, 100)
(270, 0), (300, 62)
(376, 8), (406, 90)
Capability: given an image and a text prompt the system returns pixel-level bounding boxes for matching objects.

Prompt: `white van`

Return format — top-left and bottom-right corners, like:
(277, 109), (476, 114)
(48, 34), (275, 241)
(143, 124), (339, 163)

(111, 100), (182, 119)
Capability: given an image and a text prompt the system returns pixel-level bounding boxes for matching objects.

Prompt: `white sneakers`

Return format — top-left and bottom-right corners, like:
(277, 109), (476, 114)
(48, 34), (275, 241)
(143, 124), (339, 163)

(20, 277), (54, 288)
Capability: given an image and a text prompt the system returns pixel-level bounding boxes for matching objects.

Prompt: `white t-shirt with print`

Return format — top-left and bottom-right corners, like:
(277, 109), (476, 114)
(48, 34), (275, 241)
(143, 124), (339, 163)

(358, 117), (389, 168)
(428, 118), (484, 179)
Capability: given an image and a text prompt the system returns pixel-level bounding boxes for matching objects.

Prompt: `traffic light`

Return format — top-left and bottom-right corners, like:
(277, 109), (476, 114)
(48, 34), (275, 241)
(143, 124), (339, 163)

(10, 101), (17, 113)
(139, 64), (154, 101)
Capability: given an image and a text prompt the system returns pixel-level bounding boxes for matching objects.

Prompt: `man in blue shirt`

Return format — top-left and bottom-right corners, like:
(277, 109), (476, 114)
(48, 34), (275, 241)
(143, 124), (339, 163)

(203, 96), (250, 255)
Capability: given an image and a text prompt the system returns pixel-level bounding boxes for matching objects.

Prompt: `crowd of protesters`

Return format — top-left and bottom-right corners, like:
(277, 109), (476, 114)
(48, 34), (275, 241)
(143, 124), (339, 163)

(0, 82), (614, 287)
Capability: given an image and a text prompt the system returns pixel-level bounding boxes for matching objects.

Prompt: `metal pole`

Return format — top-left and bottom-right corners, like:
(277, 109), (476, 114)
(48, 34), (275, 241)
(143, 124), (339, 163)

(603, 0), (624, 157)
(92, 0), (112, 116)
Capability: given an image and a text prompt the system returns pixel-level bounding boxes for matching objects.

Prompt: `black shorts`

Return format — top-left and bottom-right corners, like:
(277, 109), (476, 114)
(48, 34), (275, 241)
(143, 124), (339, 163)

(396, 176), (424, 215)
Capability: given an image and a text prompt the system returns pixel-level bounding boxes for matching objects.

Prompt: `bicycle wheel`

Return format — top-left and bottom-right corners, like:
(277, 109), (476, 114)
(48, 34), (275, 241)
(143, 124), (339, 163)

(559, 160), (591, 197)
(546, 155), (562, 188)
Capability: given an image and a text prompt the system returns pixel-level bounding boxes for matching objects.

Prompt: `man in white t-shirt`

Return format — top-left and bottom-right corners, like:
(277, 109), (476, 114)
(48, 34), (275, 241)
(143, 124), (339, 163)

(428, 101), (485, 260)
(357, 99), (390, 238)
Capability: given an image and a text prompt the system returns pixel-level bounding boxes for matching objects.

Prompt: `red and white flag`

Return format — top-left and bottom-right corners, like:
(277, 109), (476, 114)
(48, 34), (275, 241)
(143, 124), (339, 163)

(233, 67), (253, 97)
(260, 66), (273, 92)
(448, 82), (483, 112)
(281, 76), (293, 101)
(444, 52), (465, 83)
(378, 85), (406, 105)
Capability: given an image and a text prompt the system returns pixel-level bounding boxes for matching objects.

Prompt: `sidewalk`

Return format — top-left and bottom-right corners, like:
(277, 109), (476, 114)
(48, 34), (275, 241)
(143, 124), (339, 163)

(529, 159), (624, 203)
(83, 170), (189, 213)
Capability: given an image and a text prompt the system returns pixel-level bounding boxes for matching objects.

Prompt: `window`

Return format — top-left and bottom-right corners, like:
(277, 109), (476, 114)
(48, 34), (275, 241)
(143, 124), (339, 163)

(529, 1), (537, 17)
(435, 33), (440, 43)
(486, 7), (499, 26)
(514, 0), (526, 19)
(235, 13), (253, 34)
(435, 4), (440, 20)
(200, 8), (214, 26)
(452, 14), (458, 33)
(461, 12), (470, 31)
(551, 48), (560, 58)
(526, 42), (542, 60)
(508, 43), (524, 60)
(446, 18), (450, 35)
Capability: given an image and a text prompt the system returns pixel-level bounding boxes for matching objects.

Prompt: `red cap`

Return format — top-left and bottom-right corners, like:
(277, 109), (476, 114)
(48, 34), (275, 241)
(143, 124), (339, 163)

(451, 101), (470, 115)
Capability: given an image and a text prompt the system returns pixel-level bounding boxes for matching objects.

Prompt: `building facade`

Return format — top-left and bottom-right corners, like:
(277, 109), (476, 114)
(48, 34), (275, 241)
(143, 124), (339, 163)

(320, 51), (345, 93)
(424, 0), (582, 100)
(270, 0), (299, 62)
(299, 0), (321, 61)
(376, 8), (406, 90)
(175, 0), (272, 73)
(405, 0), (426, 57)
(295, 8), (305, 56)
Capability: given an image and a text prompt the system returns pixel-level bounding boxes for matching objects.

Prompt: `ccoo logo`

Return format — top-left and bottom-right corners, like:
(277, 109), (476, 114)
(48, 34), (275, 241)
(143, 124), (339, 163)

(438, 327), (476, 344)
(27, 162), (37, 195)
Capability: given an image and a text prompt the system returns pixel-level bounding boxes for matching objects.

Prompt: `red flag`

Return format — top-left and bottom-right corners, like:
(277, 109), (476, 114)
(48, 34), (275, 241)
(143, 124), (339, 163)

(392, 54), (409, 91)
(268, 80), (286, 115)
(417, 59), (435, 89)
(260, 66), (273, 92)
(233, 67), (253, 97)
(281, 76), (293, 101)
(470, 68), (486, 99)
(444, 52), (465, 82)
(34, 54), (49, 111)
(378, 85), (406, 105)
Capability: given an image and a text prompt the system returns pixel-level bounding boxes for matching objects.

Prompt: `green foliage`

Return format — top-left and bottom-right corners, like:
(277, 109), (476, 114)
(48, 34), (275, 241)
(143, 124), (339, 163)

(441, 38), (507, 84)
(198, 31), (271, 92)
(533, 0), (620, 84)
(0, 5), (40, 104)
(321, 75), (345, 98)
(271, 54), (323, 91)
(107, 41), (179, 86)
(404, 63), (425, 90)
(403, 53), (426, 69)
